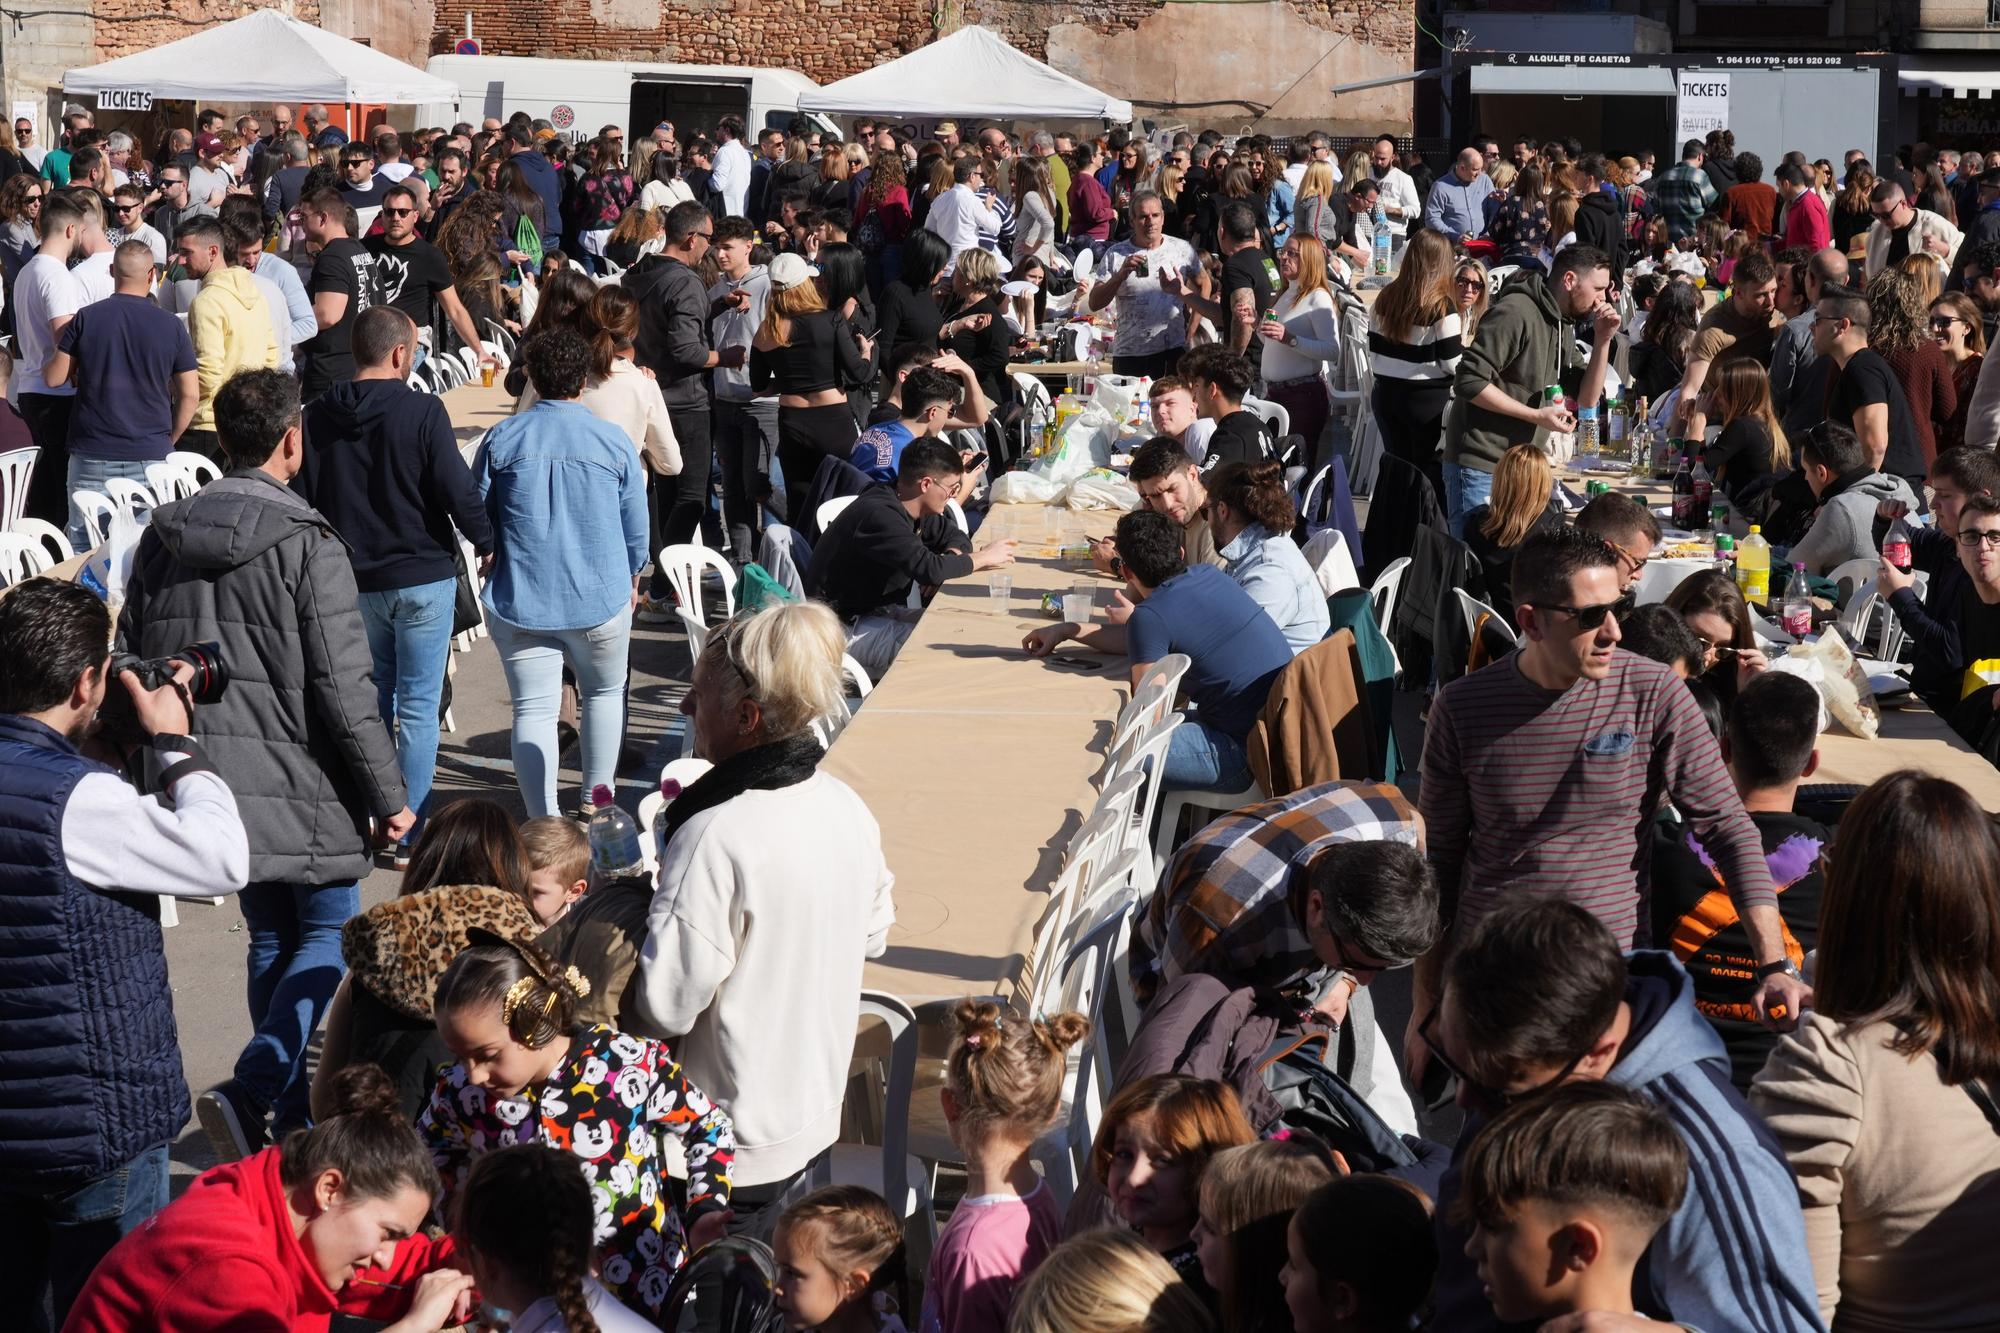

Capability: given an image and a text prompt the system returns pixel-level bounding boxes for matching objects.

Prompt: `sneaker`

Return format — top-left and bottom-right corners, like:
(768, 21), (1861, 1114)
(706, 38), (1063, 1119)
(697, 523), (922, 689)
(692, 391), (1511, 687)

(634, 600), (677, 625)
(196, 1080), (269, 1163)
(392, 844), (413, 871)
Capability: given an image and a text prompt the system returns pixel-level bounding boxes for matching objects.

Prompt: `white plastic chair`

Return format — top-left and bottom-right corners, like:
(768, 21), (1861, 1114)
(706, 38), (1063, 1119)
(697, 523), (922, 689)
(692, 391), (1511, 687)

(817, 494), (859, 534)
(484, 319), (516, 357)
(1101, 711), (1185, 888)
(1301, 528), (1359, 597)
(0, 533), (51, 584)
(945, 497), (968, 537)
(11, 517), (73, 566)
(1369, 556), (1412, 640)
(1453, 587), (1516, 648)
(1032, 886), (1139, 1207)
(1240, 392), (1291, 454)
(841, 654), (873, 699)
(1133, 652), (1191, 709)
(1826, 556), (1878, 604)
(1153, 773), (1266, 872)
(655, 541), (737, 629)
(815, 992), (938, 1248)
(1107, 682), (1169, 760)
(71, 490), (118, 549)
(104, 477), (157, 525)
(0, 446), (38, 530)
(637, 757), (714, 872)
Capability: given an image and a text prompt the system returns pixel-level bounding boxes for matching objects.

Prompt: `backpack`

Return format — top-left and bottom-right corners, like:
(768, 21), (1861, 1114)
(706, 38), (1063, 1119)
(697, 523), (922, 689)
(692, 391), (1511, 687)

(661, 1236), (786, 1333)
(855, 205), (885, 255)
(1258, 1029), (1417, 1172)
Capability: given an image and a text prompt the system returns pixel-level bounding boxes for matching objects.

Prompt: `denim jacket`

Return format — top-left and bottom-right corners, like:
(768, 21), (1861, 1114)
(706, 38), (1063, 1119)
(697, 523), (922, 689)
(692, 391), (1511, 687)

(474, 399), (649, 631)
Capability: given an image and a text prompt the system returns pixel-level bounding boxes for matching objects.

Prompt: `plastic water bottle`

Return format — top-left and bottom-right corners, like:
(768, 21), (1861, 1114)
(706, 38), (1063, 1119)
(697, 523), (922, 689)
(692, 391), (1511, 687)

(1372, 202), (1391, 275)
(587, 784), (645, 879)
(1737, 525), (1772, 607)
(1883, 514), (1914, 571)
(1783, 562), (1813, 638)
(1575, 405), (1599, 459)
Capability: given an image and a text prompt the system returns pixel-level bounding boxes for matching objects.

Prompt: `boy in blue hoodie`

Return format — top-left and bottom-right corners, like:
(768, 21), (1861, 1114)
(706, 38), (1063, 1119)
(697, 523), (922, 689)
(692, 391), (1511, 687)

(1418, 899), (1823, 1333)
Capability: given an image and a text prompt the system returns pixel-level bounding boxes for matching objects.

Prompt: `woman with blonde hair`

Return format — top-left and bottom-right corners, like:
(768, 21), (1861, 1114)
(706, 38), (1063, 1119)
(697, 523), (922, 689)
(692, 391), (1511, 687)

(1454, 258), (1490, 342)
(1932, 291), (1985, 452)
(940, 245), (1010, 401)
(752, 253), (875, 517)
(1897, 250), (1945, 309)
(1867, 267), (1957, 467)
(1192, 1138), (1340, 1333)
(1367, 227), (1461, 499)
(1699, 357), (1790, 509)
(1009, 1230), (1216, 1333)
(1462, 443), (1561, 623)
(1291, 160), (1345, 254)
(1256, 234), (1341, 470)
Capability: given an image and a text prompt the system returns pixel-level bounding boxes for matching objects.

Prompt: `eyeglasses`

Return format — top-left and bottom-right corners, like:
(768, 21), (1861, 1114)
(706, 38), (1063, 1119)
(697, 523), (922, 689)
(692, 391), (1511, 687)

(1537, 598), (1623, 631)
(1604, 537), (1649, 575)
(925, 474), (964, 498)
(381, 207), (416, 217)
(114, 203), (140, 214)
(1418, 1008), (1587, 1113)
(1871, 205), (1899, 220)
(1957, 529), (2000, 548)
(159, 178), (185, 189)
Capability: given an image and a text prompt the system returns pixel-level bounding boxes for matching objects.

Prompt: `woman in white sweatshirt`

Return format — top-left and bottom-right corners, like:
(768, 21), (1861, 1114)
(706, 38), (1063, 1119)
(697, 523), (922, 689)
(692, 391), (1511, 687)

(1256, 233), (1342, 472)
(636, 601), (895, 1225)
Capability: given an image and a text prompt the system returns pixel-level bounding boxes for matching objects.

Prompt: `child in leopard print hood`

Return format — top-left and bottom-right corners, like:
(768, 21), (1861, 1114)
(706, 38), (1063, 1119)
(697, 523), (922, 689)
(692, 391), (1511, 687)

(419, 931), (735, 1323)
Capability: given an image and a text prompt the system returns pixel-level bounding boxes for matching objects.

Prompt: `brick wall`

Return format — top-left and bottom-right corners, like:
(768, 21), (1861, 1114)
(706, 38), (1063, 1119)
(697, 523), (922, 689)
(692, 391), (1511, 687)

(421, 0), (1411, 113)
(93, 0), (321, 60)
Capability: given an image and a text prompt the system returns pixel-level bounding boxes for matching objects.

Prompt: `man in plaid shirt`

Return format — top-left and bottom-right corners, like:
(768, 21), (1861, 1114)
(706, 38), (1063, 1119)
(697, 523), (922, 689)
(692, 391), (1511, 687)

(1654, 139), (1719, 241)
(1130, 780), (1438, 1021)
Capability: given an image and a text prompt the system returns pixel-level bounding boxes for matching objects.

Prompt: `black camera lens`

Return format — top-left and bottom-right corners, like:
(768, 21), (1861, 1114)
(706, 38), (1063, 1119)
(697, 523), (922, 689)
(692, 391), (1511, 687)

(176, 641), (227, 706)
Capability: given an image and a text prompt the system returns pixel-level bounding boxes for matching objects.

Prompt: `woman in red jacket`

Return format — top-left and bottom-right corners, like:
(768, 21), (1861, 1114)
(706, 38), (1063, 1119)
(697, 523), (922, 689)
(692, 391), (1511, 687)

(64, 1066), (472, 1333)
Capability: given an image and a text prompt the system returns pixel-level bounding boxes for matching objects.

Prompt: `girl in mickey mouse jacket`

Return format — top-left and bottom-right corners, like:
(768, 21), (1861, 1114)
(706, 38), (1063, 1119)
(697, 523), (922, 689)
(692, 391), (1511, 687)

(420, 933), (735, 1324)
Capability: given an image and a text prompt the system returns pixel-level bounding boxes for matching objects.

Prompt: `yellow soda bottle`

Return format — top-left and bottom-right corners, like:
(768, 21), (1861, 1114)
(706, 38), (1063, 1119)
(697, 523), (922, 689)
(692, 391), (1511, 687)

(1736, 525), (1771, 606)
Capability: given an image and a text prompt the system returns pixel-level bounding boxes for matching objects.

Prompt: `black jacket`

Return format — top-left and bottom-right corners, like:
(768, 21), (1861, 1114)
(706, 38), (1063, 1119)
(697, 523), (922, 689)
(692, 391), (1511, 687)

(295, 378), (494, 593)
(624, 253), (714, 413)
(1574, 191), (1626, 288)
(803, 484), (971, 619)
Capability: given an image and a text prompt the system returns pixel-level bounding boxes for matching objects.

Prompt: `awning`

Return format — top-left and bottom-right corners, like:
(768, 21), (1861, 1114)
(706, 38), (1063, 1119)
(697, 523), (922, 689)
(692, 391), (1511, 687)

(1898, 60), (2000, 98)
(63, 10), (457, 105)
(1468, 63), (1677, 97)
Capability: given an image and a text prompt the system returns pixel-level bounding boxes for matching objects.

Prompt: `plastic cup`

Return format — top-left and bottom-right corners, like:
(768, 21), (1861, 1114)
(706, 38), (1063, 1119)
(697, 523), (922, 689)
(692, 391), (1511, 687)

(479, 363), (495, 388)
(988, 573), (1012, 611)
(1043, 507), (1063, 543)
(1063, 584), (1094, 625)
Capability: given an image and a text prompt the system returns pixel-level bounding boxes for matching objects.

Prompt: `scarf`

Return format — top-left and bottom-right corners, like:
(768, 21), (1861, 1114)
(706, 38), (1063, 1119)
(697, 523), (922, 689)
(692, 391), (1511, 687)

(661, 731), (825, 850)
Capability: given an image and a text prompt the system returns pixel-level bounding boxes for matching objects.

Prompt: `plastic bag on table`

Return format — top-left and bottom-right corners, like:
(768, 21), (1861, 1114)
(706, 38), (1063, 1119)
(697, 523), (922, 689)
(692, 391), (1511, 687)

(990, 470), (1066, 505)
(1769, 631), (1880, 739)
(1064, 469), (1140, 511)
(1033, 401), (1118, 485)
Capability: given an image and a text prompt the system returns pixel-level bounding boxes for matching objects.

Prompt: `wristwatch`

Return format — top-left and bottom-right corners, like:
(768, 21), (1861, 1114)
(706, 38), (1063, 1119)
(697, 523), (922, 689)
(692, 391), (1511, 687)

(1755, 958), (1804, 982)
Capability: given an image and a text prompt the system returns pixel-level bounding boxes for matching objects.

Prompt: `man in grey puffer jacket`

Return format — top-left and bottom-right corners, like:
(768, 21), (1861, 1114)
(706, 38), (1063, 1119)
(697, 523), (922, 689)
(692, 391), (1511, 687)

(118, 367), (410, 1158)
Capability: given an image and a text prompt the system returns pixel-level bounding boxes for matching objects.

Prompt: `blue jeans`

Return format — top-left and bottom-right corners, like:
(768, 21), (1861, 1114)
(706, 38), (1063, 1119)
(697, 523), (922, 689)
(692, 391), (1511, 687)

(1162, 718), (1251, 791)
(357, 577), (457, 842)
(233, 880), (359, 1129)
(1441, 458), (1493, 540)
(488, 606), (631, 817)
(0, 1143), (169, 1331)
(65, 454), (155, 550)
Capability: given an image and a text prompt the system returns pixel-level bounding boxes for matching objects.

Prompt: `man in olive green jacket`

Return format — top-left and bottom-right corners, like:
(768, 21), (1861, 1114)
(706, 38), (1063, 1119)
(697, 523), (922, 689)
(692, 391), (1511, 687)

(1441, 243), (1621, 537)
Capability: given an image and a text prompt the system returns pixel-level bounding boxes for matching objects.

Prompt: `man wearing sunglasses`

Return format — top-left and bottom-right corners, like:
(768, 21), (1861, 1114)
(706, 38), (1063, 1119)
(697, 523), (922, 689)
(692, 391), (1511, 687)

(1414, 527), (1804, 1089)
(1420, 900), (1821, 1333)
(363, 182), (492, 376)
(108, 183), (165, 268)
(1861, 178), (1960, 280)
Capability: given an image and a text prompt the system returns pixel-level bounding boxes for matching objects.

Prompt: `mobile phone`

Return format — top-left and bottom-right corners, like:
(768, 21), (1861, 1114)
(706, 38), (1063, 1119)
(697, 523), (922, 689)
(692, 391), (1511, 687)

(1048, 653), (1100, 669)
(962, 451), (988, 471)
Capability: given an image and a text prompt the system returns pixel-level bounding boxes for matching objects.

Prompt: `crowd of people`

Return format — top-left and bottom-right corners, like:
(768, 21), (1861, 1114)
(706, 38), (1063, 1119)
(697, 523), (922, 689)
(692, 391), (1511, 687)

(2, 97), (1999, 1333)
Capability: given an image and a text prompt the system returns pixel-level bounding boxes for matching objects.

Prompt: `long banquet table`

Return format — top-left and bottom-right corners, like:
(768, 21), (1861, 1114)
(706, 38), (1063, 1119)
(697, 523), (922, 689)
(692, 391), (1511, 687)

(821, 503), (1130, 1005)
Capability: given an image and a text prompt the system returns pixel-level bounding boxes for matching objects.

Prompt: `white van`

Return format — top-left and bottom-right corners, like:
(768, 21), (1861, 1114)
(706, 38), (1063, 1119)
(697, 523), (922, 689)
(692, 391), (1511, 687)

(419, 54), (839, 144)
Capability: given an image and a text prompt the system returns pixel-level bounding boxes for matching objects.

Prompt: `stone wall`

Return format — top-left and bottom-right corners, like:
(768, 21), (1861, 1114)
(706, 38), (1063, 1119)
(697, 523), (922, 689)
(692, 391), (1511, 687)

(421, 0), (1411, 130)
(92, 0), (320, 60)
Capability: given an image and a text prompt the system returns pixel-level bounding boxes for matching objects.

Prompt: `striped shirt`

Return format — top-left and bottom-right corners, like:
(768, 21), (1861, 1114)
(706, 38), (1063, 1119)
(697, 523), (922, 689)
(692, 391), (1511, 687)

(1367, 310), (1463, 382)
(1420, 648), (1773, 947)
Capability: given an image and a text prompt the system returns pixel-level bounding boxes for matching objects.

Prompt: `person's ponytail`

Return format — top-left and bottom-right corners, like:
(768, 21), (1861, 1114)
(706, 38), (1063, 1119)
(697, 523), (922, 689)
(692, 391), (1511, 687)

(457, 1144), (600, 1333)
(279, 1064), (440, 1202)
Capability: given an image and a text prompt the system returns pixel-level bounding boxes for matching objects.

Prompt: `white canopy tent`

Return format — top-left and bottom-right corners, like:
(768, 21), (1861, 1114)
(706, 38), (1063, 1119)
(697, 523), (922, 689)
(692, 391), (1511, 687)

(797, 26), (1132, 123)
(63, 10), (457, 105)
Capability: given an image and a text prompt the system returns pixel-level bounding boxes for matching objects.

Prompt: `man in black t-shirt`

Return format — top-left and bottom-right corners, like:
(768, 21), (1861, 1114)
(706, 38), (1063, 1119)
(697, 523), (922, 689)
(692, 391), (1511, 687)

(364, 182), (492, 377)
(1649, 672), (1827, 1092)
(1814, 286), (1926, 488)
(1182, 199), (1272, 357)
(1177, 344), (1273, 469)
(299, 187), (373, 400)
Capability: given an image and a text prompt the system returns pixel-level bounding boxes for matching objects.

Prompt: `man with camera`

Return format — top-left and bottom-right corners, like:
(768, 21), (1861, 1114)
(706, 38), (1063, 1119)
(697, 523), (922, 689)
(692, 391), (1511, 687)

(117, 366), (411, 1162)
(0, 578), (249, 1330)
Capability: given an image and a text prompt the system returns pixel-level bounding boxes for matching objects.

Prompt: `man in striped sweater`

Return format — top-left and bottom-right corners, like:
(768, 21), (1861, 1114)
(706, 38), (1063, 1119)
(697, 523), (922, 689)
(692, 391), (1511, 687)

(1411, 527), (1809, 1071)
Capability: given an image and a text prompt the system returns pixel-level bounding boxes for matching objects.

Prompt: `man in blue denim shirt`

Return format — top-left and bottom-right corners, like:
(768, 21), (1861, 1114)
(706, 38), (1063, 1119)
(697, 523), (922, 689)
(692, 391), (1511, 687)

(473, 327), (650, 818)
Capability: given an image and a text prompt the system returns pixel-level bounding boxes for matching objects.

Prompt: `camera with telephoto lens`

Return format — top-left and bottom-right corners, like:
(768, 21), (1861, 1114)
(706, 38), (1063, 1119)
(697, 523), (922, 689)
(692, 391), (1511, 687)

(97, 642), (228, 752)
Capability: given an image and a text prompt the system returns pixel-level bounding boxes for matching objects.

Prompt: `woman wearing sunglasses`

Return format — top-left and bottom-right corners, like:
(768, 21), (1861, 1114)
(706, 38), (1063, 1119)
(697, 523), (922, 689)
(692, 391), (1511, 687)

(1931, 291), (1985, 453)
